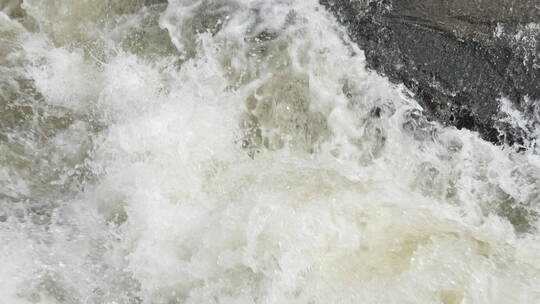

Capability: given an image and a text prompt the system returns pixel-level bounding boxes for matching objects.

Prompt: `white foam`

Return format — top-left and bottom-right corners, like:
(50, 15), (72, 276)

(1, 0), (540, 303)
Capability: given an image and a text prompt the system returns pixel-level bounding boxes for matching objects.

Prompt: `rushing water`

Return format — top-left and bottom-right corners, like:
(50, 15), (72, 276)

(1, 0), (540, 303)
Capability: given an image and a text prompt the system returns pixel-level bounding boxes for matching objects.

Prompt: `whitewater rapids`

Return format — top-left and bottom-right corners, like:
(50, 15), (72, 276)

(1, 0), (540, 303)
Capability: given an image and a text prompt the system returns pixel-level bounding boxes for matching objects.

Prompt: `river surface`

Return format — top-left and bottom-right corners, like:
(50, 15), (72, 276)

(1, 1), (540, 303)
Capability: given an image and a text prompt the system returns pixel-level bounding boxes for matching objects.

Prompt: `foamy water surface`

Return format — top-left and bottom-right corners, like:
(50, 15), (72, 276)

(1, 0), (540, 303)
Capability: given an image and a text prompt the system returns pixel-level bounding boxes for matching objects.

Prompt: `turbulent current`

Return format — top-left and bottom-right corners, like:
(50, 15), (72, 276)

(1, 0), (540, 303)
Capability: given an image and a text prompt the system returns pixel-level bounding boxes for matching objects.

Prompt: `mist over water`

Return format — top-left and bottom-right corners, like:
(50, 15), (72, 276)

(1, 0), (540, 303)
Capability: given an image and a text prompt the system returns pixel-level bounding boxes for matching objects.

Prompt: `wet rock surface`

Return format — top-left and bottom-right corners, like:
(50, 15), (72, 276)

(321, 0), (540, 146)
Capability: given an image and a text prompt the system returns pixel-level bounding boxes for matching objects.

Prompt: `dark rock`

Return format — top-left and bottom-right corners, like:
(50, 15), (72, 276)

(321, 0), (540, 146)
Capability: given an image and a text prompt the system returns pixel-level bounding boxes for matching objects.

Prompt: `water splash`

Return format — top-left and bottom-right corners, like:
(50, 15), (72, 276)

(1, 0), (540, 303)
